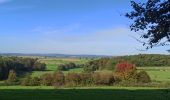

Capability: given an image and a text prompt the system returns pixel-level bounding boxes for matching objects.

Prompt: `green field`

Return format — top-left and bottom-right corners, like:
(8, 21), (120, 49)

(138, 67), (170, 82)
(0, 86), (169, 100)
(31, 58), (170, 83)
(30, 58), (88, 77)
(1, 58), (170, 100)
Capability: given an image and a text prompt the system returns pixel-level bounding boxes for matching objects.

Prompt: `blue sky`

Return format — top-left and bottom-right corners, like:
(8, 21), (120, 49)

(0, 0), (169, 55)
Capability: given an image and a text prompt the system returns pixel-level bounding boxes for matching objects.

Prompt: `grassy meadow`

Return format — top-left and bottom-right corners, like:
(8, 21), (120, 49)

(30, 58), (88, 77)
(39, 58), (170, 82)
(1, 57), (170, 100)
(29, 58), (170, 83)
(138, 67), (170, 82)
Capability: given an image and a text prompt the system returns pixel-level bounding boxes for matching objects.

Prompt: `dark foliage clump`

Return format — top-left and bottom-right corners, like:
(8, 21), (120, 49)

(0, 56), (46, 80)
(57, 62), (79, 71)
(126, 0), (170, 49)
(137, 71), (151, 83)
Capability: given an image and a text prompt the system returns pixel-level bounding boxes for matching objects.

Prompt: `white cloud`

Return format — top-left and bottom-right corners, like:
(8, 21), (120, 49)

(29, 26), (143, 55)
(32, 24), (81, 35)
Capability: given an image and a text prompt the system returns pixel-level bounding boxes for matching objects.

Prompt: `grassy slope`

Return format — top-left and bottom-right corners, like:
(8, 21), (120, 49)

(0, 86), (169, 100)
(31, 58), (88, 77)
(138, 67), (170, 82)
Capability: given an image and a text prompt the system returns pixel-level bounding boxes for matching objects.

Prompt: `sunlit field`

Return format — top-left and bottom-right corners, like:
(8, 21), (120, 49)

(138, 67), (170, 82)
(0, 0), (169, 99)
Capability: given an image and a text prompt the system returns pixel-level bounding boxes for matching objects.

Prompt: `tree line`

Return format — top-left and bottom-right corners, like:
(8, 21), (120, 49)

(5, 61), (150, 86)
(57, 62), (83, 71)
(84, 54), (170, 72)
(0, 56), (46, 80)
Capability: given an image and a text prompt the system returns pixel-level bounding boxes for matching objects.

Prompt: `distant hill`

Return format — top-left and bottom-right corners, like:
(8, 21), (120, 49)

(0, 53), (111, 58)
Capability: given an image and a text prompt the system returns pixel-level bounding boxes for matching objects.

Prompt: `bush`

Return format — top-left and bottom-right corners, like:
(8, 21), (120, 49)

(33, 62), (46, 71)
(41, 73), (53, 86)
(21, 76), (32, 86)
(57, 62), (77, 71)
(137, 71), (151, 83)
(93, 72), (115, 85)
(65, 73), (81, 86)
(79, 73), (93, 86)
(83, 60), (101, 72)
(58, 64), (66, 71)
(5, 70), (18, 85)
(53, 71), (65, 87)
(29, 77), (41, 86)
(21, 76), (41, 86)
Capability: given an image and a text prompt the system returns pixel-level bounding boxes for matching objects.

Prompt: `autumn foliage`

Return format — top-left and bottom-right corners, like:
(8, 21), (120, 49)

(115, 62), (137, 81)
(115, 62), (136, 73)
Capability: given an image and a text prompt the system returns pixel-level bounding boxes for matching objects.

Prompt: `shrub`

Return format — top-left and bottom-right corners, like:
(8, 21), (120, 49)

(29, 77), (41, 86)
(33, 62), (46, 71)
(21, 76), (41, 86)
(40, 73), (53, 86)
(5, 70), (17, 85)
(21, 76), (32, 86)
(53, 71), (65, 87)
(93, 72), (115, 85)
(137, 71), (151, 83)
(79, 73), (93, 86)
(67, 62), (76, 69)
(65, 73), (81, 86)
(58, 64), (66, 71)
(83, 60), (100, 72)
(57, 62), (77, 71)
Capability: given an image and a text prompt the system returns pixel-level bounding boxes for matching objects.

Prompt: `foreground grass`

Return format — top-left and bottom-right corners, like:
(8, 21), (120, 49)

(0, 86), (169, 100)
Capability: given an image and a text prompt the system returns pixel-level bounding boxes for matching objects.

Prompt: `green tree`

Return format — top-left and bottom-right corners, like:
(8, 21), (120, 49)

(6, 70), (17, 85)
(126, 0), (170, 49)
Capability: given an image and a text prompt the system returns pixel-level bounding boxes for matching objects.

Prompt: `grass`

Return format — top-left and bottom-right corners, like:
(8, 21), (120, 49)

(0, 86), (169, 100)
(138, 67), (170, 82)
(30, 58), (88, 77)
(31, 71), (54, 77)
(1, 58), (170, 100)
(63, 68), (84, 74)
(32, 58), (170, 83)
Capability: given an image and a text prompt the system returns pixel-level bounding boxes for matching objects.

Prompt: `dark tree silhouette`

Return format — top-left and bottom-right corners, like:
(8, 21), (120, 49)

(126, 0), (170, 49)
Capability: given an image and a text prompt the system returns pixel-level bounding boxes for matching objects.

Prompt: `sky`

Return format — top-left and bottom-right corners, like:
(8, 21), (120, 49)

(0, 0), (169, 55)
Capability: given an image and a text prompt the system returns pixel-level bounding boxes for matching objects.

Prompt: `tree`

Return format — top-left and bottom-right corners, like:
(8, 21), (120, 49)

(126, 0), (170, 49)
(115, 62), (137, 81)
(6, 70), (17, 85)
(33, 62), (46, 71)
